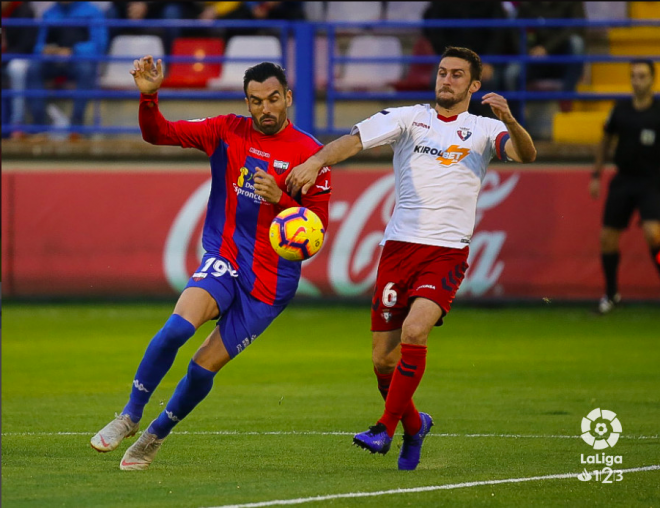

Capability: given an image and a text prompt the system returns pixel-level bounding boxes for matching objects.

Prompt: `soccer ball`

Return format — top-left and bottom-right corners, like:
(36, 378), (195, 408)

(269, 207), (325, 261)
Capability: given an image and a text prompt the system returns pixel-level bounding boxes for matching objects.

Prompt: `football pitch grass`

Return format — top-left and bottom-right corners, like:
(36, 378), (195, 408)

(2, 302), (659, 508)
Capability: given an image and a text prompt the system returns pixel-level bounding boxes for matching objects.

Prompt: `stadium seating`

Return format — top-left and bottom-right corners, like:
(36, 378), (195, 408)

(629, 1), (660, 18)
(162, 38), (225, 88)
(335, 35), (404, 90)
(553, 2), (660, 144)
(286, 36), (331, 90)
(552, 110), (610, 143)
(393, 36), (435, 91)
(385, 2), (429, 22)
(302, 1), (325, 22)
(326, 1), (383, 22)
(99, 35), (165, 89)
(207, 36), (282, 90)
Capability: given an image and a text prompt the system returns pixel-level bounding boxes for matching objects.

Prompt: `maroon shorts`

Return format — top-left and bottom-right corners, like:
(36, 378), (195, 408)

(371, 240), (469, 331)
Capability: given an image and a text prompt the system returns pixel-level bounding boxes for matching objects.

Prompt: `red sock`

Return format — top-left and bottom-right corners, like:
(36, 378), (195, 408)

(374, 367), (421, 436)
(378, 343), (427, 437)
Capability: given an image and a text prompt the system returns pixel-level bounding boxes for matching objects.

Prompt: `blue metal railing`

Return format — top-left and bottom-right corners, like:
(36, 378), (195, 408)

(2, 17), (659, 137)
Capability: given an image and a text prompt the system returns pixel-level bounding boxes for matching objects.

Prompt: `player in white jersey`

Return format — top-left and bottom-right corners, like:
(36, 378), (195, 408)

(287, 47), (537, 470)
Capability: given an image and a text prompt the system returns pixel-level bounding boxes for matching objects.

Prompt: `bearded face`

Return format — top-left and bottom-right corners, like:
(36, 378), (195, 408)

(245, 77), (292, 136)
(434, 57), (477, 110)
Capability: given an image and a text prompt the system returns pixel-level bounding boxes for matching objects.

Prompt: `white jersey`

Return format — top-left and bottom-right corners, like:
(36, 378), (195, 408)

(352, 104), (510, 249)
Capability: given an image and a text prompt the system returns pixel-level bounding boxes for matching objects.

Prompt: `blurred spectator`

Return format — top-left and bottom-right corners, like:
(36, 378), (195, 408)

(197, 1), (255, 39)
(25, 1), (107, 137)
(422, 2), (515, 91)
(2, 1), (37, 138)
(247, 1), (304, 21)
(194, 2), (304, 39)
(505, 1), (586, 92)
(105, 2), (192, 53)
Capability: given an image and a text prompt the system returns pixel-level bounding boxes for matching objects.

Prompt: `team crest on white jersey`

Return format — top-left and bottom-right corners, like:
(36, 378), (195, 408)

(457, 127), (472, 141)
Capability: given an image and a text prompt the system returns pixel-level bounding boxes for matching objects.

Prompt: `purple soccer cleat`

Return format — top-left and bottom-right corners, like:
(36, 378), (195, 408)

(398, 412), (434, 470)
(353, 423), (392, 454)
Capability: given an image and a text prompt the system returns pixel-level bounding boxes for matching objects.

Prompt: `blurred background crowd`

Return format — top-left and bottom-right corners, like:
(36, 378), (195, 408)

(1, 1), (658, 144)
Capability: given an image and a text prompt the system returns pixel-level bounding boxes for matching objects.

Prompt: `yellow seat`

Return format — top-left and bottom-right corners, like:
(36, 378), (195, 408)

(629, 2), (660, 19)
(577, 81), (660, 93)
(571, 99), (615, 112)
(608, 27), (660, 55)
(552, 111), (610, 144)
(591, 62), (631, 85)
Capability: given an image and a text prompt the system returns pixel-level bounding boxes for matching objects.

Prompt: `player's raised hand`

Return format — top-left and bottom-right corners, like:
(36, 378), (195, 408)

(254, 168), (283, 204)
(481, 92), (515, 124)
(286, 159), (322, 195)
(130, 55), (163, 94)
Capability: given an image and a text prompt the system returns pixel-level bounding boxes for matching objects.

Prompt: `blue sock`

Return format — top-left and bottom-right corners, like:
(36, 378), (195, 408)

(148, 360), (216, 439)
(122, 314), (196, 422)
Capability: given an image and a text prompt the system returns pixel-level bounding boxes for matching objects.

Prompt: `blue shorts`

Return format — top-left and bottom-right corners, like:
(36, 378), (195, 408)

(185, 254), (288, 358)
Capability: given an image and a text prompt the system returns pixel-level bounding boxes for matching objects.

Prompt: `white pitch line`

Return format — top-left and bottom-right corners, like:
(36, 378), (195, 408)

(2, 431), (659, 440)
(203, 465), (660, 508)
(1, 430), (658, 440)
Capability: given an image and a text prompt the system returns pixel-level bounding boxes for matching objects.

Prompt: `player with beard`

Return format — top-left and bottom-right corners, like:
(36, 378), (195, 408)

(286, 46), (536, 470)
(90, 56), (331, 470)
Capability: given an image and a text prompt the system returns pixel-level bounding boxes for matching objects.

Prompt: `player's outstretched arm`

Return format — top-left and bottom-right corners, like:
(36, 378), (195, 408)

(482, 92), (537, 163)
(130, 55), (163, 94)
(286, 133), (363, 195)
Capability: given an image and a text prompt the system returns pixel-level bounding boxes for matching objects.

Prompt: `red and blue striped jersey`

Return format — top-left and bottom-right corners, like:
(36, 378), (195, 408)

(139, 93), (331, 306)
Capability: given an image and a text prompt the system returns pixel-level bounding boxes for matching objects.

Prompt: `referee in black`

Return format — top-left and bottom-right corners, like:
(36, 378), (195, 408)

(590, 59), (660, 314)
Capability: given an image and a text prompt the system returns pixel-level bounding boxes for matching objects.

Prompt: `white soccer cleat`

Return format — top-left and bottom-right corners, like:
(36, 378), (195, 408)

(90, 414), (139, 453)
(597, 293), (621, 315)
(119, 430), (165, 470)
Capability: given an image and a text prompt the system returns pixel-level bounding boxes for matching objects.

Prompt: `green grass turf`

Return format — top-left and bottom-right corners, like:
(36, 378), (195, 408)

(2, 302), (659, 508)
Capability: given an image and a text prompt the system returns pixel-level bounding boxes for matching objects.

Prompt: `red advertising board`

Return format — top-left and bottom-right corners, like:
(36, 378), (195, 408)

(2, 167), (658, 300)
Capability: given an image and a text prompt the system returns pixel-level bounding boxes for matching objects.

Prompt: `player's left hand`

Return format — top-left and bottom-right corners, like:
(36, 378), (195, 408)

(481, 93), (515, 124)
(254, 168), (283, 204)
(286, 159), (322, 196)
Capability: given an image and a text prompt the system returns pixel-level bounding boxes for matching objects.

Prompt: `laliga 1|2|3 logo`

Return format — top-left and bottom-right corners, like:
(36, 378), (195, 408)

(577, 408), (624, 483)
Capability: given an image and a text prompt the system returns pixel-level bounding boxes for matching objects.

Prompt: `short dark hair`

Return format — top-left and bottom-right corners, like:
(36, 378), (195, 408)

(243, 62), (288, 96)
(631, 59), (655, 79)
(440, 46), (482, 82)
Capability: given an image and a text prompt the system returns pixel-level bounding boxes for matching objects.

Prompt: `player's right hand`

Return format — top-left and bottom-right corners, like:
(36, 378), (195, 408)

(588, 177), (600, 199)
(130, 55), (163, 94)
(286, 159), (322, 195)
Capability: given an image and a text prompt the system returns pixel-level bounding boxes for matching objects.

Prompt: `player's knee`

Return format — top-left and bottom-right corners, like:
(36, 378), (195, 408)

(642, 226), (660, 247)
(600, 229), (619, 252)
(401, 322), (429, 345)
(159, 314), (196, 349)
(372, 353), (396, 374)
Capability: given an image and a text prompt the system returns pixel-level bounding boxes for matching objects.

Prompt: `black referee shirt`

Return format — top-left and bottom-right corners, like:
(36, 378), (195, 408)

(604, 98), (660, 178)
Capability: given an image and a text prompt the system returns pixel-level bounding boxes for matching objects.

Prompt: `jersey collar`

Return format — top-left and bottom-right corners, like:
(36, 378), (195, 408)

(436, 113), (458, 122)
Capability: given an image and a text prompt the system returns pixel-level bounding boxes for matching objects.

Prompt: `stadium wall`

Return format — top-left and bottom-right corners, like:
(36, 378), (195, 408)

(2, 166), (658, 301)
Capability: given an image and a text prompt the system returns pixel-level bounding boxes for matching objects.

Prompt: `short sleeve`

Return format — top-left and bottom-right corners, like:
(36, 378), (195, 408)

(351, 108), (406, 149)
(603, 105), (618, 135)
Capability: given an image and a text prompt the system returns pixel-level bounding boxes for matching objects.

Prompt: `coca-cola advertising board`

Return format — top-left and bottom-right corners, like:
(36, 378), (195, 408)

(2, 168), (658, 299)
